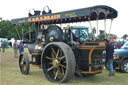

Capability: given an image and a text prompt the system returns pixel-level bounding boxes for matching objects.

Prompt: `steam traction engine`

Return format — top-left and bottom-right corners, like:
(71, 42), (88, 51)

(11, 5), (118, 82)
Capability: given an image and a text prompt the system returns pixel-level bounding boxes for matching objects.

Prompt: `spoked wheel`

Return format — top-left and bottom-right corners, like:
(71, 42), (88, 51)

(19, 52), (30, 75)
(41, 42), (76, 83)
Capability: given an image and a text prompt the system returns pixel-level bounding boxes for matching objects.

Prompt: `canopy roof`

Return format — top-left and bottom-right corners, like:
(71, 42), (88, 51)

(11, 5), (118, 24)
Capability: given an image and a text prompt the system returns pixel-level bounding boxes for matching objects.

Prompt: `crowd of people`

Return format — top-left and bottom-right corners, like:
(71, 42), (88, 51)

(12, 40), (24, 58)
(0, 40), (24, 58)
(114, 41), (125, 49)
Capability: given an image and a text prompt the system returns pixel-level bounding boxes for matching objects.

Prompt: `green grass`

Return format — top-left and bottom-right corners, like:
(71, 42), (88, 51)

(0, 48), (128, 85)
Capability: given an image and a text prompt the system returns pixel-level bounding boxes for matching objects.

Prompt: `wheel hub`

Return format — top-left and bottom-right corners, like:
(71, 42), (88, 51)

(124, 63), (128, 72)
(21, 61), (24, 65)
(53, 59), (60, 68)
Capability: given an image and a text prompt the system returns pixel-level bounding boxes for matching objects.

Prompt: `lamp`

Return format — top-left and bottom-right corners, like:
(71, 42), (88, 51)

(42, 6), (52, 15)
(28, 8), (41, 17)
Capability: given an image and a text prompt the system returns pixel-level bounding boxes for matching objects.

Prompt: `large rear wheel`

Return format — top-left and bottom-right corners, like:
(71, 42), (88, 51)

(41, 42), (76, 82)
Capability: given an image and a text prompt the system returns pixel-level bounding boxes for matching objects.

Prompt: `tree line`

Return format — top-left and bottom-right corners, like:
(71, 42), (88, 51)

(0, 20), (33, 40)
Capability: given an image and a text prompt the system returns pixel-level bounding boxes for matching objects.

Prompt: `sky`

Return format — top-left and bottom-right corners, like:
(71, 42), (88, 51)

(0, 0), (128, 38)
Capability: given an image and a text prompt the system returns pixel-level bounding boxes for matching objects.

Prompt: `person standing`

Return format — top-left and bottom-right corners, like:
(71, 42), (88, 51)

(18, 42), (24, 55)
(0, 41), (1, 52)
(5, 41), (9, 48)
(106, 39), (115, 76)
(13, 40), (18, 58)
(1, 41), (6, 53)
(116, 42), (121, 49)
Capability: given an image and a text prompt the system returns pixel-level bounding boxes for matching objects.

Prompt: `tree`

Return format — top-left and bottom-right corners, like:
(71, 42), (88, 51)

(122, 34), (128, 40)
(0, 17), (2, 21)
(0, 20), (12, 38)
(0, 20), (34, 40)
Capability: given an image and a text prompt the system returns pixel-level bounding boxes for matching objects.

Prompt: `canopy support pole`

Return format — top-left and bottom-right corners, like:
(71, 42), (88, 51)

(96, 10), (99, 37)
(104, 11), (108, 39)
(29, 24), (31, 42)
(22, 25), (24, 41)
(88, 17), (93, 31)
(104, 19), (106, 38)
(96, 18), (98, 37)
(15, 25), (21, 40)
(108, 19), (113, 37)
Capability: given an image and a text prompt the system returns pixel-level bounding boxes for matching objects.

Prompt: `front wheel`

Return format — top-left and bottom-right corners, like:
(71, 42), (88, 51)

(19, 52), (30, 75)
(120, 60), (128, 73)
(41, 42), (76, 83)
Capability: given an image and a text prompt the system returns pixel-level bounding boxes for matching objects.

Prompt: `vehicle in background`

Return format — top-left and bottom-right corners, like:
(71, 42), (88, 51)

(113, 41), (128, 73)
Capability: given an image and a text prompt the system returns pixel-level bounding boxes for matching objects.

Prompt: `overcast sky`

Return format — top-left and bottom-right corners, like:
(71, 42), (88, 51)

(0, 0), (127, 37)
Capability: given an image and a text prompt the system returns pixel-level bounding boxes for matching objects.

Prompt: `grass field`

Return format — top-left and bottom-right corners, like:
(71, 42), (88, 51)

(0, 48), (128, 85)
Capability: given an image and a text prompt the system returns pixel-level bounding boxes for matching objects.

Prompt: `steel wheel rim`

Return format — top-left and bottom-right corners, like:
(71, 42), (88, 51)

(124, 63), (128, 72)
(19, 55), (27, 73)
(43, 45), (67, 81)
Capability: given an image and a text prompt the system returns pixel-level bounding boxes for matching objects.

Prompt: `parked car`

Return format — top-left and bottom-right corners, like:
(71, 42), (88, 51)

(113, 41), (128, 73)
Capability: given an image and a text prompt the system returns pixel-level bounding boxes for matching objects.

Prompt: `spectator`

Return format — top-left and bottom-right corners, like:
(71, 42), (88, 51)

(1, 41), (6, 53)
(5, 41), (9, 48)
(0, 41), (2, 52)
(120, 41), (124, 48)
(105, 39), (115, 77)
(18, 42), (24, 55)
(115, 42), (121, 49)
(13, 40), (18, 58)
